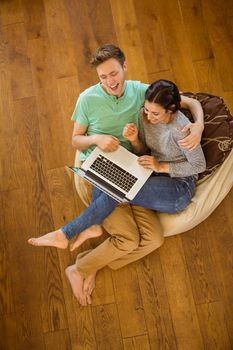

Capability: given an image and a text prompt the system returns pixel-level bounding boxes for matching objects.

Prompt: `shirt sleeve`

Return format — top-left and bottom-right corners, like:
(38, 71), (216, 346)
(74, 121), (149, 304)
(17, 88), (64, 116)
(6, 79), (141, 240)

(71, 94), (89, 125)
(169, 130), (206, 177)
(139, 83), (149, 103)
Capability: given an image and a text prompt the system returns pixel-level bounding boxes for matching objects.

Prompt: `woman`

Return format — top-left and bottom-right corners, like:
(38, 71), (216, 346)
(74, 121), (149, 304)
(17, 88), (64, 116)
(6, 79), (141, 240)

(28, 80), (206, 250)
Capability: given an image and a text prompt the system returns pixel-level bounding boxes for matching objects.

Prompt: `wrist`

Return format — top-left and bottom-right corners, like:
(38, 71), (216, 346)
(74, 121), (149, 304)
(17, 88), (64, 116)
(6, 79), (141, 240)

(158, 163), (169, 173)
(91, 134), (101, 146)
(131, 138), (139, 146)
(194, 122), (204, 131)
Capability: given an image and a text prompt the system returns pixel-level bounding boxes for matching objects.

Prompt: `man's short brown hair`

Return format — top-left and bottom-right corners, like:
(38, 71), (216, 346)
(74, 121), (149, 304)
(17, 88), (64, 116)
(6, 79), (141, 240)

(90, 44), (125, 67)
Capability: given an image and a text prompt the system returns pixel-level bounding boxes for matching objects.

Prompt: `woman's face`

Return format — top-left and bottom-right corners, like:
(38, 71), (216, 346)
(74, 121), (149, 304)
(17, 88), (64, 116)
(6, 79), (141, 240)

(143, 100), (172, 124)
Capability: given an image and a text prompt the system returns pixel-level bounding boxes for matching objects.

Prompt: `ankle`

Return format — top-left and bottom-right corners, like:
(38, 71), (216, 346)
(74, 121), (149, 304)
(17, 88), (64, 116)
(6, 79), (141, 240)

(57, 229), (67, 240)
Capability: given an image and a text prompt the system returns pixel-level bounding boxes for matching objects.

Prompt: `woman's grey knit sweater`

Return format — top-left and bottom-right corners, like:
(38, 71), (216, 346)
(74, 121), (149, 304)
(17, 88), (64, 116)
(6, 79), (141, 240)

(139, 111), (206, 178)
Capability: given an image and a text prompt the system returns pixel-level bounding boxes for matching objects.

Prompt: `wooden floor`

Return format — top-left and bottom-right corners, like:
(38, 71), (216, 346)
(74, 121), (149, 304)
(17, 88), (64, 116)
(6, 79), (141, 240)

(0, 0), (233, 349)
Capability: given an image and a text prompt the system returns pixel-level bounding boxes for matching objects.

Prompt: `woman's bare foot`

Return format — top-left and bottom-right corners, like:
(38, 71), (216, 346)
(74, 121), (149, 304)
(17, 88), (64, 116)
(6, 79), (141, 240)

(28, 229), (68, 249)
(65, 265), (87, 306)
(70, 225), (103, 252)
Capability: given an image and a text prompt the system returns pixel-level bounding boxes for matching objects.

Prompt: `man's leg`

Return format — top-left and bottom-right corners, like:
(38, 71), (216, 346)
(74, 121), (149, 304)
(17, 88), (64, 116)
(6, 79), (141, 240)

(108, 206), (164, 270)
(69, 205), (163, 303)
(67, 174), (163, 303)
(75, 203), (140, 277)
(66, 203), (140, 305)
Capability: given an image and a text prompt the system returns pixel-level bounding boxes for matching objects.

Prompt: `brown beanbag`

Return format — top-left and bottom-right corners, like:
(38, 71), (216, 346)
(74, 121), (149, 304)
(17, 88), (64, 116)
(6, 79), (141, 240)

(181, 92), (233, 179)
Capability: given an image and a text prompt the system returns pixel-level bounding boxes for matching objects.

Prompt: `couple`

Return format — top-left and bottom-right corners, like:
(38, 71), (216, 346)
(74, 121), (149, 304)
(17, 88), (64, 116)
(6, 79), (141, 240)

(28, 44), (205, 306)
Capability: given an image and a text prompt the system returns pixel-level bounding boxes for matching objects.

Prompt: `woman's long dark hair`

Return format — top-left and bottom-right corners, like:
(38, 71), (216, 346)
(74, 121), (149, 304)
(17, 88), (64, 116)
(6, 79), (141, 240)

(145, 79), (181, 113)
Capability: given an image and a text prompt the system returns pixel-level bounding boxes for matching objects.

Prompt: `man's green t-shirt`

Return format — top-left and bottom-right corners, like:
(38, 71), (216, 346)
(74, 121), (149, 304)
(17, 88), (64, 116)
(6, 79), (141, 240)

(71, 80), (148, 160)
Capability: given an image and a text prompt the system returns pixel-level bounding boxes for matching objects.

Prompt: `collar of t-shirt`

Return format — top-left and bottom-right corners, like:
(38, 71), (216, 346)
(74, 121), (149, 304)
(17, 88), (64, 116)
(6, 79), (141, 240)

(98, 81), (127, 102)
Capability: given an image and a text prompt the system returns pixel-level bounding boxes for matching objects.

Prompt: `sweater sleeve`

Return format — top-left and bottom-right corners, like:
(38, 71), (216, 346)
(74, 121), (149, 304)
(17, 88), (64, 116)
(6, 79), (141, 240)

(169, 132), (206, 177)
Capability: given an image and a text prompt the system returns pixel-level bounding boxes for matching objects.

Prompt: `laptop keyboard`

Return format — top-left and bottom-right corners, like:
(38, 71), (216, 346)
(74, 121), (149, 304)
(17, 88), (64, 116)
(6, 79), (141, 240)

(90, 155), (138, 192)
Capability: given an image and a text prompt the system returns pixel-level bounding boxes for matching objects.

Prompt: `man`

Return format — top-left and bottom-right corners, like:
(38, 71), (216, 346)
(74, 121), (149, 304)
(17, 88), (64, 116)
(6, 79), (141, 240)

(29, 45), (204, 306)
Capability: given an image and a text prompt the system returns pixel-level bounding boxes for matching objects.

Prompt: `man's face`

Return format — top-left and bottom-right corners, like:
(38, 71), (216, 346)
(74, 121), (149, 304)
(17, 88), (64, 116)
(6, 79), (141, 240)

(96, 58), (127, 98)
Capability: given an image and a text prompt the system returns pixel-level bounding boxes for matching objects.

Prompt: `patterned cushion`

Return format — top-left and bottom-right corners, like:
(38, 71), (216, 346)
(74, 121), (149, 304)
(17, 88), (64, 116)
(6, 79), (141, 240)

(181, 92), (233, 179)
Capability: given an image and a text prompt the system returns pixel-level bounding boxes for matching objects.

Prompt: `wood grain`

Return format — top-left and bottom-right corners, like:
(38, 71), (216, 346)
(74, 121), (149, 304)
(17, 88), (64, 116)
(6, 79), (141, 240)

(110, 0), (148, 82)
(137, 255), (177, 349)
(202, 0), (233, 91)
(112, 265), (147, 338)
(92, 303), (123, 349)
(159, 236), (204, 349)
(22, 0), (48, 40)
(44, 0), (77, 78)
(3, 23), (34, 100)
(194, 58), (223, 95)
(181, 226), (220, 304)
(155, 0), (198, 91)
(123, 334), (151, 350)
(196, 301), (231, 349)
(179, 0), (213, 61)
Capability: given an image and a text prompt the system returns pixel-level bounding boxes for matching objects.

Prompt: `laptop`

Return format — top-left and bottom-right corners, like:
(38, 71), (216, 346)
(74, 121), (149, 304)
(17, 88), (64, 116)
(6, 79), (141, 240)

(67, 145), (153, 202)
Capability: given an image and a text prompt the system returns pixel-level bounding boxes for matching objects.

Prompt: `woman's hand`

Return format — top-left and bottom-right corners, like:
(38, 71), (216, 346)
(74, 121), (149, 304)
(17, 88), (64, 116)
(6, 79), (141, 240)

(138, 155), (169, 173)
(123, 123), (138, 143)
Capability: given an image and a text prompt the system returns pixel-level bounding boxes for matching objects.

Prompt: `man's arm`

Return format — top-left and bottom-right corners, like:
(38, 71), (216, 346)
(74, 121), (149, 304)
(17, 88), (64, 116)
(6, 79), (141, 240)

(72, 122), (119, 152)
(179, 95), (204, 150)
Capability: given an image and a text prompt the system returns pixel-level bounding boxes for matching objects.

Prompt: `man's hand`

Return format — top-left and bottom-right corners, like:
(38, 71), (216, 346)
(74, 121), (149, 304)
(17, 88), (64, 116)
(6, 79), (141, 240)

(178, 123), (204, 151)
(95, 134), (120, 152)
(123, 123), (138, 143)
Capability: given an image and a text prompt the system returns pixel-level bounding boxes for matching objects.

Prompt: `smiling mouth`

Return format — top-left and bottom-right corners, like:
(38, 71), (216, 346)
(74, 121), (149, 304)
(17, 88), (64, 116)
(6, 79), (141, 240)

(109, 84), (119, 91)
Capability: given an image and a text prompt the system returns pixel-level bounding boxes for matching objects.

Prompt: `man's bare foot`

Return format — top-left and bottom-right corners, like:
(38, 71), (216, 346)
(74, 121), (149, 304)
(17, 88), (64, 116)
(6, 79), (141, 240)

(28, 229), (68, 249)
(65, 265), (87, 306)
(83, 272), (97, 305)
(70, 225), (103, 252)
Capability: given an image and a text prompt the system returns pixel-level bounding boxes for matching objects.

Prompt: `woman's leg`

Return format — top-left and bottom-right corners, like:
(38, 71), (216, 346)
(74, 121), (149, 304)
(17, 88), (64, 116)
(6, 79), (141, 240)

(130, 175), (196, 214)
(28, 176), (195, 248)
(28, 188), (118, 248)
(61, 188), (118, 240)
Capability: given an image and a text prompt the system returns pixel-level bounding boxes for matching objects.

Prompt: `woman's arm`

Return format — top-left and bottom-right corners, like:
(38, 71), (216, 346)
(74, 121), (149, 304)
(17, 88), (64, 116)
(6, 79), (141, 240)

(169, 145), (206, 177)
(138, 122), (206, 176)
(138, 145), (206, 176)
(123, 123), (146, 154)
(169, 126), (206, 177)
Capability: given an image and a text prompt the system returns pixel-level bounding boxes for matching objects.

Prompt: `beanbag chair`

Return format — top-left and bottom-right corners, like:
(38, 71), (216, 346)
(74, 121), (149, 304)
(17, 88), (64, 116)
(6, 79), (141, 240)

(181, 92), (233, 179)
